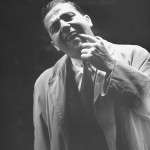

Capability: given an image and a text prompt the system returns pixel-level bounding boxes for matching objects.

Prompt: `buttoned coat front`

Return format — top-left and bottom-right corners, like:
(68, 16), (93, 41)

(33, 40), (150, 150)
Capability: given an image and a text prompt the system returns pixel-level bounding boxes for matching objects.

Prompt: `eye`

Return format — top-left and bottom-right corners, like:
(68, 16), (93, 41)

(50, 20), (60, 34)
(61, 12), (75, 22)
(49, 13), (75, 34)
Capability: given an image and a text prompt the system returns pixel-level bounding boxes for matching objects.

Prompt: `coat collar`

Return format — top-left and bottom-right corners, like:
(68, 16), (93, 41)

(48, 55), (71, 149)
(48, 54), (70, 123)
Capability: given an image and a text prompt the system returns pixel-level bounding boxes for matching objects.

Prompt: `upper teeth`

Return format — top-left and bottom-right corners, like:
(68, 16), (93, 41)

(67, 32), (77, 41)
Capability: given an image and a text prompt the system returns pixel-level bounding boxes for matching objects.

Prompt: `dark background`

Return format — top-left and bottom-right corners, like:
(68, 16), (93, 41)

(1, 0), (150, 149)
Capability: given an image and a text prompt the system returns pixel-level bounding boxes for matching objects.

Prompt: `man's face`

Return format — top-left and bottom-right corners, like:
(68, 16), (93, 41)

(44, 3), (93, 59)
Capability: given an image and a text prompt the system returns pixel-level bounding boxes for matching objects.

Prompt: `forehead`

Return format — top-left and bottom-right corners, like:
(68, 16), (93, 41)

(45, 3), (80, 23)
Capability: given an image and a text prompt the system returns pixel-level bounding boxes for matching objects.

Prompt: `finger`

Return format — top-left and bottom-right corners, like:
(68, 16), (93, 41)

(81, 53), (92, 60)
(82, 43), (93, 49)
(81, 48), (91, 54)
(79, 34), (97, 43)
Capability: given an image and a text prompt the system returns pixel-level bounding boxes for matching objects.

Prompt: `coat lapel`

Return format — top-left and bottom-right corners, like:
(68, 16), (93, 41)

(48, 55), (70, 150)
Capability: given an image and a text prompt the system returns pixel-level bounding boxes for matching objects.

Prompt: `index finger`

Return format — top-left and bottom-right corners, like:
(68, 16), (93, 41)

(79, 34), (97, 43)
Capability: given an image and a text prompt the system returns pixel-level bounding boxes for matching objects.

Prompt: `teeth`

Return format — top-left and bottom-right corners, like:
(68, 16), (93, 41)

(66, 32), (77, 41)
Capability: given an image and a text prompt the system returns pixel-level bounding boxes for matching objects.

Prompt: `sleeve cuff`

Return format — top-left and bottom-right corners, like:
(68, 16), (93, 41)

(101, 60), (116, 96)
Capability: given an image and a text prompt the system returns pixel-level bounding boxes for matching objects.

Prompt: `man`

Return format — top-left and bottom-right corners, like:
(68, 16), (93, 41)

(33, 0), (150, 150)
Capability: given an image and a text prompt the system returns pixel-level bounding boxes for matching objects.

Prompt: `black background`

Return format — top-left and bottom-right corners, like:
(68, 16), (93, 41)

(1, 0), (150, 149)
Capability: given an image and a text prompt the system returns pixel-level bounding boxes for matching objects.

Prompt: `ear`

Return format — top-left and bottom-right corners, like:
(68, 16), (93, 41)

(84, 15), (93, 27)
(51, 41), (60, 51)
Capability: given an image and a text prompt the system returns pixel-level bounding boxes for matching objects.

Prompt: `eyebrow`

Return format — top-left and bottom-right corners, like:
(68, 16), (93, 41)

(50, 12), (75, 25)
(61, 12), (75, 18)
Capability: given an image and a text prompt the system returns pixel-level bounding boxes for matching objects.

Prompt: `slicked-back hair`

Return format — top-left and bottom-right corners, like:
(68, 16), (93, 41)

(42, 0), (85, 21)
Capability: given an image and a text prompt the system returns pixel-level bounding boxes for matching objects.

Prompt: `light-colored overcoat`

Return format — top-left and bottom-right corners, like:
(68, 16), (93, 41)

(33, 40), (150, 150)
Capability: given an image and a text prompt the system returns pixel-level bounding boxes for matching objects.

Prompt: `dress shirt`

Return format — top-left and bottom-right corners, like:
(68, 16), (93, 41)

(71, 58), (97, 91)
(71, 58), (84, 91)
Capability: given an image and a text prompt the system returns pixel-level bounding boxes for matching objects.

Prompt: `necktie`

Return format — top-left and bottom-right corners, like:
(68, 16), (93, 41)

(80, 62), (95, 117)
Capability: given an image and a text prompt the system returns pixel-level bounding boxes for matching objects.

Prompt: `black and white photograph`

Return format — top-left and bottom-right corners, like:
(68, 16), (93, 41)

(1, 0), (150, 150)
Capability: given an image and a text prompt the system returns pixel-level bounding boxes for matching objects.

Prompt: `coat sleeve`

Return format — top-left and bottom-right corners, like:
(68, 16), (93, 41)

(102, 45), (150, 119)
(33, 70), (50, 150)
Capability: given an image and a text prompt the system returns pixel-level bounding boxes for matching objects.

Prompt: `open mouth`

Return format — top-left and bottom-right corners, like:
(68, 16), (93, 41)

(66, 31), (79, 42)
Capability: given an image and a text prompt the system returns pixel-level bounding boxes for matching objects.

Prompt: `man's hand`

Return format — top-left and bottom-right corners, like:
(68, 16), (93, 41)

(79, 34), (115, 74)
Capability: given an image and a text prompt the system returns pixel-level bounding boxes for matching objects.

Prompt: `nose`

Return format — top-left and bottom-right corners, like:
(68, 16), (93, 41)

(60, 20), (70, 34)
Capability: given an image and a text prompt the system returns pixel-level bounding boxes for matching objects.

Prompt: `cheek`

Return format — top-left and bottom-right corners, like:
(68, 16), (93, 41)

(75, 21), (90, 33)
(51, 34), (61, 46)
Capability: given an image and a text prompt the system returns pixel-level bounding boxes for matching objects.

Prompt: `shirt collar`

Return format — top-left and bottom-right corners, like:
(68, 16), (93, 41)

(71, 58), (97, 76)
(71, 58), (83, 74)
